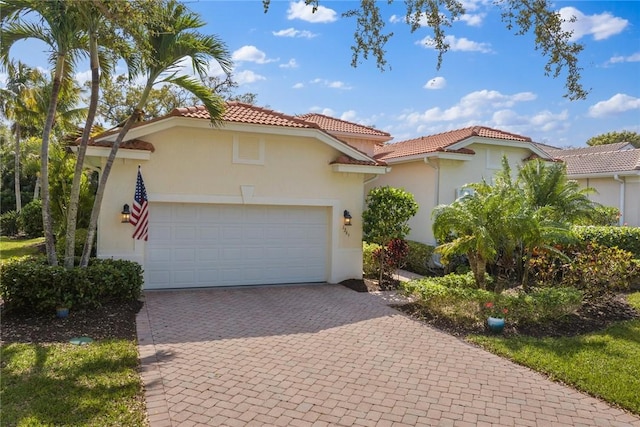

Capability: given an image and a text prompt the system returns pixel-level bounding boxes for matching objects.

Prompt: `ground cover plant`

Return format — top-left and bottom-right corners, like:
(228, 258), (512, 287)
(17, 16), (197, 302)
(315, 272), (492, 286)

(0, 236), (44, 259)
(1, 239), (146, 427)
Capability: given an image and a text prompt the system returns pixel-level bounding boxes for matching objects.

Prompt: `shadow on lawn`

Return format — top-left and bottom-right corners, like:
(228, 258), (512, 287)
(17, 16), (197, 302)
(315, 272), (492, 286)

(0, 341), (145, 426)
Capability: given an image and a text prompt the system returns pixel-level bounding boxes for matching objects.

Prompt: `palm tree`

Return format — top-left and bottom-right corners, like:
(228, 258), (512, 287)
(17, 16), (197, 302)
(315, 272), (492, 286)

(518, 159), (597, 224)
(80, 0), (232, 266)
(0, 61), (43, 212)
(2, 0), (87, 265)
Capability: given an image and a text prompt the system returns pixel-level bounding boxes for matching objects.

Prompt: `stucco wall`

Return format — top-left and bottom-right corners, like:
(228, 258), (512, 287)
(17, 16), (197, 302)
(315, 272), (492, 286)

(577, 176), (640, 226)
(96, 125), (367, 285)
(368, 143), (534, 244)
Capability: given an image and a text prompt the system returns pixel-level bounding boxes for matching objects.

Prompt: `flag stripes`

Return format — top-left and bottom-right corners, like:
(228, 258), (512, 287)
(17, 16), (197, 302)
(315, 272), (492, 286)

(130, 166), (149, 241)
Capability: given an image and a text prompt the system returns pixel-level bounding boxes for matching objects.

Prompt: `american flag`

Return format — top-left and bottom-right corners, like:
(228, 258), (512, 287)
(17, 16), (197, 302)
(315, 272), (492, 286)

(130, 166), (149, 241)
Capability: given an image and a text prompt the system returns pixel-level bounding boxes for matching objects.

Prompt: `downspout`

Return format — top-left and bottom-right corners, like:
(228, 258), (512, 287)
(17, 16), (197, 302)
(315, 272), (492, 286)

(424, 157), (440, 206)
(364, 167), (391, 186)
(613, 174), (625, 225)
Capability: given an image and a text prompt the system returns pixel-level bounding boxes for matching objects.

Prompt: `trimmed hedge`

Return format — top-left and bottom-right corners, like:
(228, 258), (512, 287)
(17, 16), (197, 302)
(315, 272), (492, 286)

(572, 226), (640, 258)
(0, 257), (143, 313)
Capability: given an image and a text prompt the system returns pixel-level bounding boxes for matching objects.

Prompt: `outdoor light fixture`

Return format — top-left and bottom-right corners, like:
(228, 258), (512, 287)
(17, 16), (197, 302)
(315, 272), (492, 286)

(121, 204), (131, 223)
(343, 210), (352, 226)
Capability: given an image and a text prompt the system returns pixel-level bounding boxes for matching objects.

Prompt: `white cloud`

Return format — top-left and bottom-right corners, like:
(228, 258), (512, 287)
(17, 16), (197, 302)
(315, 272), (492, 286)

(287, 1), (337, 23)
(272, 28), (318, 38)
(458, 13), (485, 27)
(309, 106), (336, 116)
(234, 70), (266, 85)
(280, 59), (299, 69)
(232, 46), (277, 64)
(398, 89), (536, 124)
(608, 52), (640, 64)
(74, 70), (92, 86)
(389, 14), (404, 24)
(417, 35), (493, 53)
(559, 7), (628, 41)
(292, 82), (304, 89)
(424, 76), (446, 90)
(310, 78), (352, 90)
(588, 93), (640, 118)
(340, 110), (358, 122)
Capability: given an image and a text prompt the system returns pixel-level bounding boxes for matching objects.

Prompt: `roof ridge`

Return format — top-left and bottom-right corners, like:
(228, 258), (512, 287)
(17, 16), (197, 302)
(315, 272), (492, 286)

(298, 112), (391, 137)
(228, 102), (321, 129)
(554, 147), (640, 158)
(472, 125), (532, 142)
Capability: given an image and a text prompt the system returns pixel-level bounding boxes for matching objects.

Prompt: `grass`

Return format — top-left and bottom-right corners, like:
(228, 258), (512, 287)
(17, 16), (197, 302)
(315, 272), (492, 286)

(1, 237), (147, 426)
(0, 341), (146, 426)
(0, 236), (45, 259)
(468, 291), (640, 415)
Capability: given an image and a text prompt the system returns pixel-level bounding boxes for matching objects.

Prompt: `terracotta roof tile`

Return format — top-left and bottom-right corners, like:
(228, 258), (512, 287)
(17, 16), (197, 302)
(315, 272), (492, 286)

(375, 126), (530, 160)
(78, 138), (155, 152)
(298, 113), (391, 138)
(541, 141), (635, 157)
(548, 146), (640, 175)
(330, 155), (386, 167)
(172, 102), (319, 129)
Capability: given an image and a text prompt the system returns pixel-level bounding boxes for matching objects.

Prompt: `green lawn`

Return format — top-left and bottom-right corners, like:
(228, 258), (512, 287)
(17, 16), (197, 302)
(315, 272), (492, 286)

(468, 291), (640, 415)
(0, 341), (146, 426)
(1, 237), (147, 426)
(0, 236), (45, 259)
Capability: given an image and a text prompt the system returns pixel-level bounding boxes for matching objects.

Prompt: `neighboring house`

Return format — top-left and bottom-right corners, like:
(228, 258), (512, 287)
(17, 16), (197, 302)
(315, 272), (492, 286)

(82, 102), (388, 289)
(539, 142), (640, 227)
(367, 126), (553, 245)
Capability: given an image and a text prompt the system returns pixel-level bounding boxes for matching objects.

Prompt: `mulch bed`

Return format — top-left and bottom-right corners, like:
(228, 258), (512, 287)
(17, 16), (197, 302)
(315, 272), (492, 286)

(1, 300), (143, 344)
(340, 278), (640, 339)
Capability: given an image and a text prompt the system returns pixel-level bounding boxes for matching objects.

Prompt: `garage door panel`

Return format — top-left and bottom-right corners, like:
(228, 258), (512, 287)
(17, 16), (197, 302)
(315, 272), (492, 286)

(146, 203), (328, 289)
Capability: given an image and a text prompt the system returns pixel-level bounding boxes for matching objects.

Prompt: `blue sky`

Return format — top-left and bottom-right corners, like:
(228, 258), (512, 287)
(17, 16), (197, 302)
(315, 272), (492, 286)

(4, 1), (639, 147)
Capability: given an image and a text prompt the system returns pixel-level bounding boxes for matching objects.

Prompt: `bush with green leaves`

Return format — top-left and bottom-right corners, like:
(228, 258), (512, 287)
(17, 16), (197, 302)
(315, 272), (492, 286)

(1, 210), (20, 236)
(55, 228), (96, 260)
(572, 226), (640, 258)
(574, 206), (620, 226)
(401, 273), (582, 326)
(404, 240), (435, 275)
(528, 243), (638, 298)
(363, 242), (381, 278)
(18, 199), (43, 238)
(0, 256), (144, 313)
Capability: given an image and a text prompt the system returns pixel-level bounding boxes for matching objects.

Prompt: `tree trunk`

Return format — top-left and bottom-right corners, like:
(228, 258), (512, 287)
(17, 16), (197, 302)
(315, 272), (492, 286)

(33, 172), (40, 200)
(14, 125), (22, 212)
(80, 82), (154, 267)
(41, 58), (65, 266)
(65, 34), (99, 269)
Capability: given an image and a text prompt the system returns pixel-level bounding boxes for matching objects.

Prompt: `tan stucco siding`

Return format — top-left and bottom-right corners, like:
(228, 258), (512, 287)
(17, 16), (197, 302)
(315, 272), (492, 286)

(96, 126), (366, 284)
(577, 176), (640, 227)
(369, 144), (535, 245)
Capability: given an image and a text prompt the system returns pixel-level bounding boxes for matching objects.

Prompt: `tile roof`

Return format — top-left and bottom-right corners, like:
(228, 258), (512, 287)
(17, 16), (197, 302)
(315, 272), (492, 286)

(548, 145), (640, 175)
(541, 141), (635, 157)
(375, 126), (531, 160)
(172, 102), (319, 129)
(297, 113), (391, 138)
(330, 155), (385, 167)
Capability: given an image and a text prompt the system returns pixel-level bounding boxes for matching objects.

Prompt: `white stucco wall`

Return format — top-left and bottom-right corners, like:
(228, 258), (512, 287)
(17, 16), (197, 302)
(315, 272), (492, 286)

(95, 125), (368, 285)
(577, 176), (640, 227)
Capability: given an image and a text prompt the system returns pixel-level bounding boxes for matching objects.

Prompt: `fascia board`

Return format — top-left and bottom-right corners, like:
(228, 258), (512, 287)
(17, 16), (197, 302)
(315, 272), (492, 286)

(74, 146), (151, 160)
(568, 170), (640, 179)
(448, 136), (550, 159)
(383, 151), (473, 165)
(331, 164), (389, 174)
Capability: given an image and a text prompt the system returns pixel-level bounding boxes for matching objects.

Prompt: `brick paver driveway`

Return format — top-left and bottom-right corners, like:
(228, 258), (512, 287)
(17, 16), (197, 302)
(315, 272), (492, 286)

(137, 284), (640, 426)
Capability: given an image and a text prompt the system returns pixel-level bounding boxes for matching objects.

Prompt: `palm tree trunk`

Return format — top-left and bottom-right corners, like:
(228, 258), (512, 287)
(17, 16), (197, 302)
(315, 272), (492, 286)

(65, 34), (99, 269)
(41, 59), (65, 266)
(80, 82), (154, 267)
(14, 125), (22, 212)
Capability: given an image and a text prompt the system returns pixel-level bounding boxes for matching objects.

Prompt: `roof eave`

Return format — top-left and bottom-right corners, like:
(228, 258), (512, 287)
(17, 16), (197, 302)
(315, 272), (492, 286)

(72, 145), (152, 160)
(448, 136), (551, 159)
(331, 164), (390, 174)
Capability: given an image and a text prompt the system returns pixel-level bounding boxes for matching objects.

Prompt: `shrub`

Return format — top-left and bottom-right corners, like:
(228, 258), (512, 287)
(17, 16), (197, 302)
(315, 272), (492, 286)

(528, 243), (639, 298)
(404, 240), (435, 275)
(582, 206), (620, 226)
(572, 226), (640, 258)
(0, 256), (144, 313)
(386, 239), (409, 269)
(363, 242), (380, 278)
(401, 274), (582, 326)
(1, 210), (20, 236)
(18, 199), (43, 238)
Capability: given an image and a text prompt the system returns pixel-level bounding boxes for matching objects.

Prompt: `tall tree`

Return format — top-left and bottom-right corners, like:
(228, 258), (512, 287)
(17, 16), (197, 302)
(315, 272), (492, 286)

(264, 0), (587, 100)
(586, 131), (640, 149)
(0, 61), (43, 212)
(1, 0), (87, 265)
(80, 0), (232, 266)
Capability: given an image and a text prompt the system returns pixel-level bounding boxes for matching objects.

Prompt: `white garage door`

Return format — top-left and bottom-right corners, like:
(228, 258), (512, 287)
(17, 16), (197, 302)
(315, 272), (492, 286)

(145, 203), (328, 289)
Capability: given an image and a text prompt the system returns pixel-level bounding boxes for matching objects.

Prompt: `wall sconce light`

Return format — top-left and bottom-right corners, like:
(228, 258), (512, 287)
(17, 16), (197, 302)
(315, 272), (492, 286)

(343, 210), (352, 226)
(121, 204), (131, 223)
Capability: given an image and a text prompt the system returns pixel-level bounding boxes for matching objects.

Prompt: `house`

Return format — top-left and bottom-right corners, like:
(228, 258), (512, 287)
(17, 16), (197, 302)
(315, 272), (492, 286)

(367, 127), (553, 245)
(539, 142), (640, 226)
(83, 102), (388, 289)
